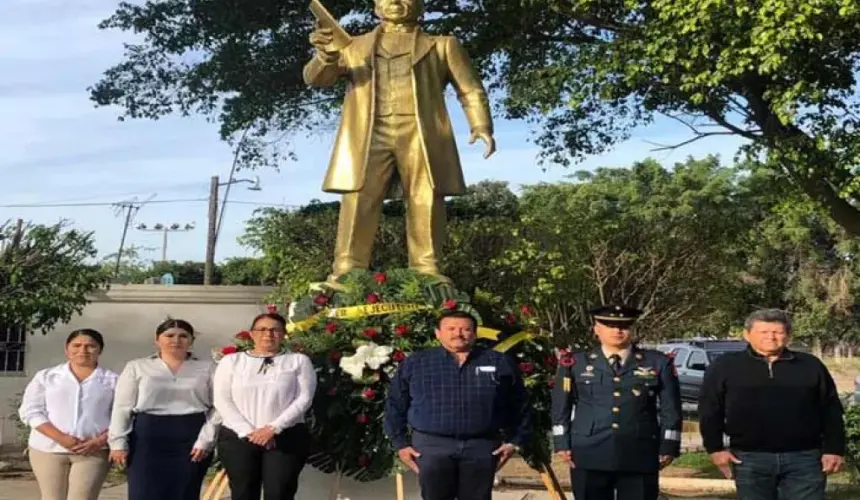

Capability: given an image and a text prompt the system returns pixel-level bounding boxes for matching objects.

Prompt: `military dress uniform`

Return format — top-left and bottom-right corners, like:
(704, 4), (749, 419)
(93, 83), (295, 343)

(551, 307), (682, 500)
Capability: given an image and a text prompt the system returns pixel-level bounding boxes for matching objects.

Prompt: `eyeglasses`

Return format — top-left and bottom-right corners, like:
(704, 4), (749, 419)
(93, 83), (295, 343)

(252, 327), (285, 335)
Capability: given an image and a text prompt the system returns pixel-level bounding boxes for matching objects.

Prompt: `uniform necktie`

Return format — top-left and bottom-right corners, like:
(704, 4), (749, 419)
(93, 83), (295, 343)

(609, 354), (622, 374)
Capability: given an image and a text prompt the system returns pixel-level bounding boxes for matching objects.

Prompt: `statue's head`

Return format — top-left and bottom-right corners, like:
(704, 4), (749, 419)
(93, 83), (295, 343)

(374, 0), (423, 24)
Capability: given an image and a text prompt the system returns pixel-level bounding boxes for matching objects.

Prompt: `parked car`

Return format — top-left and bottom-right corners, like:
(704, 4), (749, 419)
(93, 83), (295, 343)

(655, 340), (749, 403)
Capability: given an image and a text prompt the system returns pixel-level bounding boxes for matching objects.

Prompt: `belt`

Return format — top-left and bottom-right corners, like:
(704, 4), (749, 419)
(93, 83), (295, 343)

(414, 429), (499, 441)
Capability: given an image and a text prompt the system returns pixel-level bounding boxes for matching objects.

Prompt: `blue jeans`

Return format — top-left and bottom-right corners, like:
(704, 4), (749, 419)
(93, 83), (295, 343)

(733, 449), (826, 500)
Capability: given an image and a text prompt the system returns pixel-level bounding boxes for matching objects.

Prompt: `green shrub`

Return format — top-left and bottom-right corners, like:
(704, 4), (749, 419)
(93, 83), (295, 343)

(845, 403), (860, 480)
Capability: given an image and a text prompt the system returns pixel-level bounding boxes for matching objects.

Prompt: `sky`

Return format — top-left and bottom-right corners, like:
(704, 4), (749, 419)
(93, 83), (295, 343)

(0, 0), (747, 265)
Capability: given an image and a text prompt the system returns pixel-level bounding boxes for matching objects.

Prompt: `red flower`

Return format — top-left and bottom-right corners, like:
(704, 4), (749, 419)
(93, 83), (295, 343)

(358, 455), (371, 467)
(235, 331), (252, 341)
(442, 299), (457, 310)
(504, 313), (517, 325)
(362, 327), (379, 339)
(221, 345), (238, 355)
(265, 304), (278, 314)
(519, 362), (535, 374)
(547, 379), (556, 388)
(366, 293), (381, 304)
(327, 387), (337, 396)
(392, 350), (406, 362)
(544, 355), (558, 368)
(356, 414), (369, 424)
(329, 350), (342, 362)
(362, 388), (376, 400)
(293, 343), (303, 353)
(373, 272), (387, 284)
(324, 322), (337, 334)
(520, 304), (534, 316)
(313, 295), (329, 306)
(394, 324), (409, 337)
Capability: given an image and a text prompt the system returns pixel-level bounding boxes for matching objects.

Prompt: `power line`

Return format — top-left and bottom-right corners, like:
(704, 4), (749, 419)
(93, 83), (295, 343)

(0, 198), (207, 208)
(0, 199), (300, 209)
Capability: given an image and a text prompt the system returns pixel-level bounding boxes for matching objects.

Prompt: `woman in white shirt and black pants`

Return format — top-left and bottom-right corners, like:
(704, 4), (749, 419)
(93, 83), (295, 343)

(18, 329), (118, 500)
(108, 319), (219, 500)
(214, 312), (317, 500)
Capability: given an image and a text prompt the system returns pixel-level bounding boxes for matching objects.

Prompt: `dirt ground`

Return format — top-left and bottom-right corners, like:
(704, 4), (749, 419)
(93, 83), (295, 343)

(824, 358), (859, 394)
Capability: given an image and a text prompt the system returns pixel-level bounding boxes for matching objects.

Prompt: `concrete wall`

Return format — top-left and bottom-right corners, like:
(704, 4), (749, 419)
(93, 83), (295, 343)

(0, 285), (272, 445)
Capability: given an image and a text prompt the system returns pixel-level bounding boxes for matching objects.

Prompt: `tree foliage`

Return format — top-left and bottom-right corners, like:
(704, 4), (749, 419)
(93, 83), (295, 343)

(0, 220), (105, 334)
(91, 0), (860, 233)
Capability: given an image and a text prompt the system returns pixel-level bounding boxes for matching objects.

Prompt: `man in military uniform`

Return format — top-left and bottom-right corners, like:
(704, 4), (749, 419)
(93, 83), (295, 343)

(551, 304), (682, 500)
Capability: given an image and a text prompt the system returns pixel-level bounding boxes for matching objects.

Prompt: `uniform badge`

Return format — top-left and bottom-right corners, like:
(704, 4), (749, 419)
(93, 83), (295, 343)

(634, 353), (643, 360)
(589, 353), (598, 360)
(632, 388), (641, 396)
(634, 366), (656, 378)
(563, 377), (571, 393)
(580, 365), (595, 377)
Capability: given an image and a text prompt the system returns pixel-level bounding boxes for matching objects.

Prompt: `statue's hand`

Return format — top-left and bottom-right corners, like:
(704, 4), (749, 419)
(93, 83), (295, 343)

(469, 128), (496, 159)
(309, 26), (339, 63)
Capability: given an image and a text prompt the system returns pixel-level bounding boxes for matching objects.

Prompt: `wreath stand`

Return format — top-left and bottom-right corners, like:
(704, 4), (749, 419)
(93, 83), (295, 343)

(201, 461), (567, 500)
(390, 458), (567, 500)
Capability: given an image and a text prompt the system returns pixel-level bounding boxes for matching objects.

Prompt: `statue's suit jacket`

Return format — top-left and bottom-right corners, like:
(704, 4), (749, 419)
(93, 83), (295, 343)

(302, 27), (492, 197)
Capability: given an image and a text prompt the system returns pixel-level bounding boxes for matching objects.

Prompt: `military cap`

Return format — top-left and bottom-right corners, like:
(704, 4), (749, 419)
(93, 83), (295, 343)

(588, 304), (642, 323)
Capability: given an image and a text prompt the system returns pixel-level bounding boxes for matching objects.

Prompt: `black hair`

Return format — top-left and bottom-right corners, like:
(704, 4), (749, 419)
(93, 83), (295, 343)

(66, 329), (105, 351)
(250, 313), (288, 331)
(155, 318), (195, 338)
(435, 310), (478, 330)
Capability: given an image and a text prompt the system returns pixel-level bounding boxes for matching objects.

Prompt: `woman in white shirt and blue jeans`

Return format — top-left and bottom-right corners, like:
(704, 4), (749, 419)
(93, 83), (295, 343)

(18, 329), (118, 500)
(214, 312), (317, 500)
(108, 319), (219, 500)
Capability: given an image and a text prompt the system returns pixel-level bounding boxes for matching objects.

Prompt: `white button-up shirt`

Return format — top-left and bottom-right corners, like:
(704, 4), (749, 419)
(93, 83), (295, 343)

(18, 363), (119, 453)
(108, 356), (219, 451)
(213, 352), (316, 438)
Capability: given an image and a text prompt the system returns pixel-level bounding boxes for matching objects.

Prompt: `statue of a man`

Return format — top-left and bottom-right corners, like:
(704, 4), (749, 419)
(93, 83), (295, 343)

(304, 0), (495, 285)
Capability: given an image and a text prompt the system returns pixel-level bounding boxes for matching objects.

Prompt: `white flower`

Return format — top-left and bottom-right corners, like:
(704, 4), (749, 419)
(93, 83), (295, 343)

(287, 300), (298, 323)
(338, 342), (394, 381)
(339, 354), (367, 380)
(356, 343), (393, 370)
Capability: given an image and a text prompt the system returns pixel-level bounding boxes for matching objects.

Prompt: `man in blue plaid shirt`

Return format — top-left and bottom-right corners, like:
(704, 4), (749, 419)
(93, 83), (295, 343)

(384, 310), (530, 499)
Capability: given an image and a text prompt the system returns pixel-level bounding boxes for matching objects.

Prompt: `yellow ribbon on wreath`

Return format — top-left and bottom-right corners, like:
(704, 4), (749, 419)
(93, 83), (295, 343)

(286, 301), (542, 348)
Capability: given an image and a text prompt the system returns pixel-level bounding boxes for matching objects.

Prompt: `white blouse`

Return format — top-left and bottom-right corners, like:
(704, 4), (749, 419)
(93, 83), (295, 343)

(18, 363), (118, 453)
(108, 356), (219, 451)
(213, 352), (317, 438)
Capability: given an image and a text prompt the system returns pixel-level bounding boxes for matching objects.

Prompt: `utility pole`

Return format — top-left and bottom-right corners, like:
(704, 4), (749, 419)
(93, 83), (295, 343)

(204, 176), (219, 285)
(204, 174), (261, 285)
(112, 202), (141, 278)
(137, 223), (196, 262)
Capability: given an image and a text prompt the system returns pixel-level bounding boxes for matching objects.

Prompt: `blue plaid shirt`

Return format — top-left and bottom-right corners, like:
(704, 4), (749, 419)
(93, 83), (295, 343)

(384, 346), (530, 450)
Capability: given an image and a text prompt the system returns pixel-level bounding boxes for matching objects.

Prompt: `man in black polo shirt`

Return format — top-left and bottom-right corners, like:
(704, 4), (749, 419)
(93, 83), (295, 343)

(384, 310), (530, 499)
(698, 308), (846, 500)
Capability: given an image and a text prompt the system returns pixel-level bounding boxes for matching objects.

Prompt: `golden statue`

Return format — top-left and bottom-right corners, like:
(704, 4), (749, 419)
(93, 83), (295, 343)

(304, 0), (496, 285)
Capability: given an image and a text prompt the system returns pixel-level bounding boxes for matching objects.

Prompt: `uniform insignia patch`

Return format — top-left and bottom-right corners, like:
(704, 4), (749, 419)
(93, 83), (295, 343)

(563, 377), (571, 392)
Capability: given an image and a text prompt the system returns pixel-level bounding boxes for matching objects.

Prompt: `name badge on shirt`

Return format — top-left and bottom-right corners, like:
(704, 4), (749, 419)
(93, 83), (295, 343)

(476, 366), (496, 374)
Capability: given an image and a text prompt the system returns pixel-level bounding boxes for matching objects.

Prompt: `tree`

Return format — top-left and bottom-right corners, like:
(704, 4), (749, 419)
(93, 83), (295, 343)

(220, 257), (277, 285)
(494, 156), (757, 344)
(0, 220), (105, 334)
(90, 0), (860, 233)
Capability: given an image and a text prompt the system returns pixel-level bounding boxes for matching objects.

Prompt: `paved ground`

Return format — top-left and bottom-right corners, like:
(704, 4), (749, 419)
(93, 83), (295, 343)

(0, 481), (728, 499)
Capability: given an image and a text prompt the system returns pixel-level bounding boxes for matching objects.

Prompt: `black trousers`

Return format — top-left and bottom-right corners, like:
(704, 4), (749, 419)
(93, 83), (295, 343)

(572, 469), (660, 500)
(412, 432), (499, 500)
(127, 412), (212, 500)
(217, 424), (310, 500)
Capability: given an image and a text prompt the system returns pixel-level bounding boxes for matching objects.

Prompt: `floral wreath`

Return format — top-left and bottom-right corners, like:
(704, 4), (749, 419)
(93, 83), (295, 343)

(215, 268), (559, 481)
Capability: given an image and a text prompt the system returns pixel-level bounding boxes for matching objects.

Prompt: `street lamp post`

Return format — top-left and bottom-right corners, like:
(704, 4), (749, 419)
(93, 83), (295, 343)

(137, 222), (196, 262)
(204, 175), (261, 285)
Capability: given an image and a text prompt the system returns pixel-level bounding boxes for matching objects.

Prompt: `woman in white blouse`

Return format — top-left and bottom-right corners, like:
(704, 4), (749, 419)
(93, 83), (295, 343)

(214, 312), (317, 500)
(18, 329), (118, 500)
(108, 319), (218, 500)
